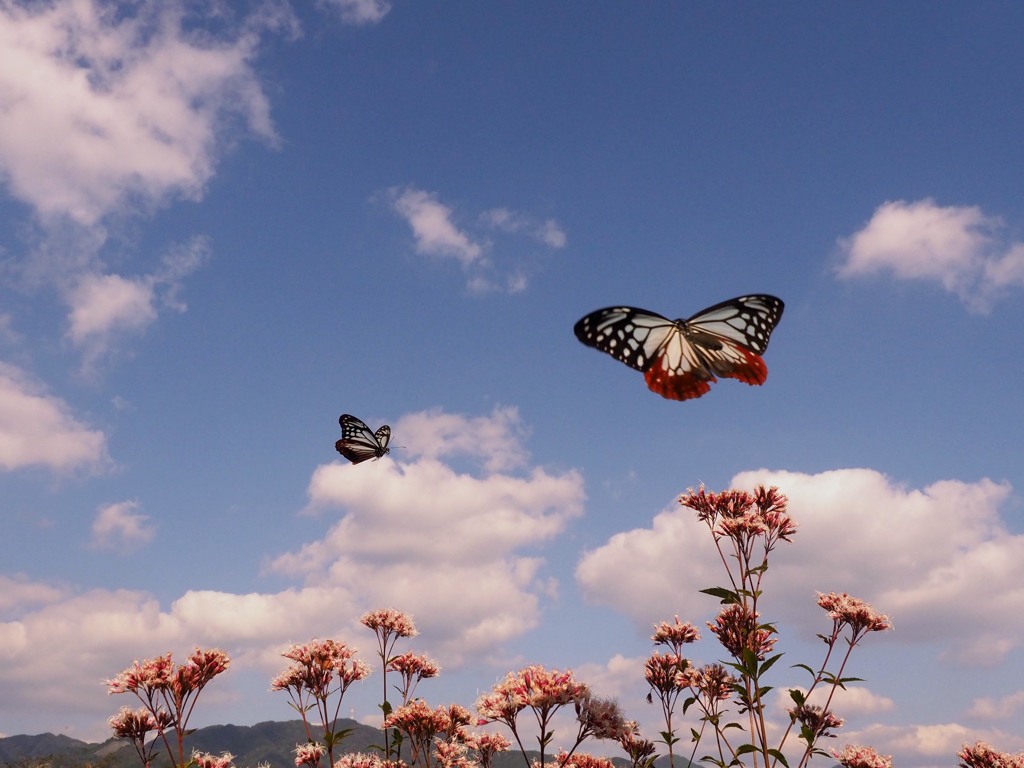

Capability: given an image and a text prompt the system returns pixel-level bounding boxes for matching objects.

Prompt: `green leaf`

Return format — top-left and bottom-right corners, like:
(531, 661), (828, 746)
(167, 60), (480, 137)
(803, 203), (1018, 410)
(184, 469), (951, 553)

(768, 748), (791, 768)
(788, 689), (806, 707)
(700, 586), (740, 604)
(734, 744), (758, 756)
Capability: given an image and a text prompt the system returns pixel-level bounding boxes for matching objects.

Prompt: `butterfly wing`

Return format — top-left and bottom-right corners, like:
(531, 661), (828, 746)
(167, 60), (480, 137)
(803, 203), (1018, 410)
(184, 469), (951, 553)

(574, 295), (784, 401)
(374, 425), (392, 452)
(573, 307), (679, 372)
(336, 413), (391, 464)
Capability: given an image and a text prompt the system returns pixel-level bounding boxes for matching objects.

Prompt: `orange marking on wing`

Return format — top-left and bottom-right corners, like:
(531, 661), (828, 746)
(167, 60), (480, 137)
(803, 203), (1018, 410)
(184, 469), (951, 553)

(718, 347), (768, 385)
(643, 366), (714, 401)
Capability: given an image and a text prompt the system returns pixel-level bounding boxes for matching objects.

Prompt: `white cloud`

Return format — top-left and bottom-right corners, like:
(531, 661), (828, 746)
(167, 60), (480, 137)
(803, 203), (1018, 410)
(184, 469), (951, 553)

(90, 500), (155, 550)
(394, 405), (530, 473)
(66, 274), (158, 346)
(386, 186), (566, 294)
(0, 0), (296, 227)
(0, 362), (109, 472)
(967, 690), (1024, 720)
(319, 0), (392, 25)
(390, 187), (485, 266)
(63, 236), (210, 370)
(576, 468), (1022, 665)
(0, 573), (69, 614)
(481, 207), (568, 249)
(837, 199), (1024, 312)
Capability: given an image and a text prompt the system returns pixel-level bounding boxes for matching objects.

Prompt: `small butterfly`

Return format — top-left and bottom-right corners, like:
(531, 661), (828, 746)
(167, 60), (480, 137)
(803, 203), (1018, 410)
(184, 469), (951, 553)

(335, 413), (392, 464)
(573, 295), (784, 401)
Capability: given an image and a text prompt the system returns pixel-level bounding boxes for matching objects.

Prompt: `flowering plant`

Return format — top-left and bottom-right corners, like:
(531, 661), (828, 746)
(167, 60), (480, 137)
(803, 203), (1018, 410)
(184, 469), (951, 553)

(271, 638), (371, 768)
(107, 647), (230, 768)
(475, 664), (632, 768)
(641, 486), (892, 768)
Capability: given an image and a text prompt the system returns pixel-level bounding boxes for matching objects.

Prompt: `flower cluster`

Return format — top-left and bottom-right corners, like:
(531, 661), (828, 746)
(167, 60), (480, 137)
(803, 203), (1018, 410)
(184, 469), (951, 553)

(651, 616), (700, 654)
(361, 608), (419, 641)
(389, 651), (441, 702)
(192, 751), (235, 768)
(476, 665), (626, 768)
(817, 592), (893, 637)
(552, 751), (616, 768)
(832, 744), (894, 768)
(958, 741), (1024, 768)
(788, 704), (844, 739)
(293, 742), (326, 768)
(677, 663), (734, 703)
(334, 755), (408, 768)
(463, 731), (511, 768)
(680, 484), (797, 548)
(272, 639), (371, 701)
(476, 665), (589, 728)
(107, 648), (230, 768)
(272, 639), (371, 768)
(706, 603), (777, 660)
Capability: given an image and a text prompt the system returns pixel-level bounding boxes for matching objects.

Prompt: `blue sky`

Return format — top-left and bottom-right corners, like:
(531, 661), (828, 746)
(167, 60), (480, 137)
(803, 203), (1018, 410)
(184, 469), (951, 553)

(2, 2), (1024, 766)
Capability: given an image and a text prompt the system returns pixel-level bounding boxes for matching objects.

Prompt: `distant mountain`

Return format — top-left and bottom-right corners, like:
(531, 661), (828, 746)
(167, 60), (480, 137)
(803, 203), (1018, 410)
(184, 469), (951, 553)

(0, 720), (667, 768)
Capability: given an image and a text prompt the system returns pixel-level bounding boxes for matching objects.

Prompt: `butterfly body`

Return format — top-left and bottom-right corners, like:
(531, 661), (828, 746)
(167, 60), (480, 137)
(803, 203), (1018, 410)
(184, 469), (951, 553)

(336, 413), (391, 464)
(573, 295), (784, 401)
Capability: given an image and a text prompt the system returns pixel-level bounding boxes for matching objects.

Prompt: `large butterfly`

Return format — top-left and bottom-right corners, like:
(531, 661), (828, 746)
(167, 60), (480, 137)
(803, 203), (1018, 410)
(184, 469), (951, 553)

(335, 413), (392, 464)
(573, 295), (784, 401)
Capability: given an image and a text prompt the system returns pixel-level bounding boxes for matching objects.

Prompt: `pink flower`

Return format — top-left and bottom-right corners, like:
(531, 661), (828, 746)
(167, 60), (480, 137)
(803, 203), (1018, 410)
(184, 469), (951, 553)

(958, 741), (1024, 768)
(474, 691), (522, 725)
(832, 745), (893, 768)
(477, 665), (590, 724)
(619, 728), (657, 766)
(576, 695), (630, 741)
(552, 750), (615, 768)
(677, 663), (734, 702)
(817, 593), (893, 636)
(192, 751), (236, 768)
(389, 651), (440, 702)
(360, 608), (418, 639)
(651, 616), (700, 653)
(389, 651), (440, 679)
(706, 604), (776, 660)
(788, 704), (843, 738)
(106, 653), (174, 694)
(463, 731), (511, 761)
(679, 485), (796, 544)
(333, 754), (407, 768)
(108, 706), (161, 740)
(643, 652), (689, 694)
(434, 740), (473, 768)
(272, 639), (371, 699)
(294, 742), (327, 768)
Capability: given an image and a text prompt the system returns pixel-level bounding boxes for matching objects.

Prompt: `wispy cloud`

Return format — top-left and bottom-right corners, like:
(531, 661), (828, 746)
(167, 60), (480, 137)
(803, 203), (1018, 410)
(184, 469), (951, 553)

(390, 187), (485, 267)
(967, 690), (1024, 720)
(0, 0), (297, 227)
(90, 500), (155, 550)
(837, 199), (1024, 313)
(318, 0), (392, 25)
(63, 237), (210, 372)
(481, 207), (568, 249)
(0, 363), (109, 473)
(386, 186), (567, 294)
